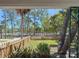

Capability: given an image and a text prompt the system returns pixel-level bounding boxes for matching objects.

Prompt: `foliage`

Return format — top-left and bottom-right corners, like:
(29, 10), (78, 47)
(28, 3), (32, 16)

(37, 43), (50, 57)
(26, 39), (58, 49)
(0, 9), (66, 34)
(10, 43), (50, 58)
(27, 9), (49, 32)
(49, 11), (65, 33)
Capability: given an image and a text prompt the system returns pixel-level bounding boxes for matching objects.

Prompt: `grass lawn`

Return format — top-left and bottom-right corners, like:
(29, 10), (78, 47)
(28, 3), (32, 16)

(26, 39), (58, 49)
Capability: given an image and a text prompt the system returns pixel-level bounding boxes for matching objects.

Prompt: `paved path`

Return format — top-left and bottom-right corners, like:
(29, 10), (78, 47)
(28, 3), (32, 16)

(50, 46), (77, 58)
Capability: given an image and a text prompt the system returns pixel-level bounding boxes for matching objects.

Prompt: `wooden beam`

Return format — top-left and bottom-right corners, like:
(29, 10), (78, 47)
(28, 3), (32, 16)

(0, 0), (79, 9)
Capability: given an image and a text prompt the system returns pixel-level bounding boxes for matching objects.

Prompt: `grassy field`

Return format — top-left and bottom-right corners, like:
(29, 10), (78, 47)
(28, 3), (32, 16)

(26, 39), (58, 49)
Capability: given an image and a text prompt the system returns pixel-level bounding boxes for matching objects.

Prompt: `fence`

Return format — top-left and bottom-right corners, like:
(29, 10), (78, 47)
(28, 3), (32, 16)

(0, 36), (30, 58)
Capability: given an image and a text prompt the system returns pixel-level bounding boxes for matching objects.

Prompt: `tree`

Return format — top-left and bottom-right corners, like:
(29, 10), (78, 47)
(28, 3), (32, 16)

(0, 24), (4, 39)
(16, 9), (30, 38)
(1, 9), (17, 39)
(58, 8), (79, 57)
(26, 9), (49, 33)
(49, 12), (64, 33)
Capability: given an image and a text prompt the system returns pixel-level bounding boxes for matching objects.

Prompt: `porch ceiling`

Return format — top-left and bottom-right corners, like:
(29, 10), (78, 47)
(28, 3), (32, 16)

(0, 0), (79, 9)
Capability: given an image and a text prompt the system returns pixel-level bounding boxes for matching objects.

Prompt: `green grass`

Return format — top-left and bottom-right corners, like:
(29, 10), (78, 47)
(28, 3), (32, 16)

(26, 39), (58, 49)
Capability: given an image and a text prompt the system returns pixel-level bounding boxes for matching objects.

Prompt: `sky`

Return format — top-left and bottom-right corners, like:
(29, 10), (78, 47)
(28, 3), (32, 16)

(48, 9), (62, 16)
(0, 9), (62, 26)
(0, 9), (4, 21)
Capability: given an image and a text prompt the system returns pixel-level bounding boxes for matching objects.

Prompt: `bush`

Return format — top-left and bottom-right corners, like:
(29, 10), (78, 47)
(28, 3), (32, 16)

(10, 43), (50, 58)
(37, 43), (50, 58)
(21, 47), (32, 58)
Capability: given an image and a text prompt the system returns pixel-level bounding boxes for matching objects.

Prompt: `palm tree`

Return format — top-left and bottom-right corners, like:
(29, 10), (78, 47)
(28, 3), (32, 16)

(16, 9), (30, 38)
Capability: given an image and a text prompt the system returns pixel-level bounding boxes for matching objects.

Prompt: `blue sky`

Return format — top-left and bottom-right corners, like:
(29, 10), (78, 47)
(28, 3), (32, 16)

(48, 9), (62, 16)
(0, 9), (4, 21)
(0, 9), (62, 29)
(0, 9), (62, 25)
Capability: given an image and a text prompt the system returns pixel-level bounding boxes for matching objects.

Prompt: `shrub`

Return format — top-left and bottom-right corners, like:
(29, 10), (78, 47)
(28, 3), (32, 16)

(21, 47), (32, 58)
(10, 43), (50, 58)
(37, 43), (50, 58)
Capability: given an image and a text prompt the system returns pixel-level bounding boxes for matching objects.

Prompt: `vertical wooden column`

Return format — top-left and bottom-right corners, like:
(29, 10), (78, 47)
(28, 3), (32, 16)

(76, 8), (79, 58)
(68, 7), (71, 58)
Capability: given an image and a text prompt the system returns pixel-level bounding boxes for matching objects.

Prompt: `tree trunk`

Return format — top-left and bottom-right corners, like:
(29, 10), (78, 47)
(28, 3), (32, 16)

(1, 30), (2, 39)
(27, 14), (30, 36)
(58, 9), (70, 53)
(34, 13), (36, 35)
(58, 9), (78, 56)
(4, 11), (6, 39)
(60, 24), (77, 54)
(11, 19), (13, 39)
(21, 14), (24, 39)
